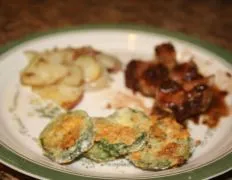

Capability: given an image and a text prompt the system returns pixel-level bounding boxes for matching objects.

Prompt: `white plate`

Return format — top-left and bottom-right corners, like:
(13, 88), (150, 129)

(0, 25), (231, 180)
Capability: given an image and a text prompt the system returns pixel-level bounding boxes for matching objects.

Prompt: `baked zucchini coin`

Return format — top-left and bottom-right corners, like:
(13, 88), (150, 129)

(128, 109), (191, 170)
(40, 110), (94, 164)
(85, 108), (151, 162)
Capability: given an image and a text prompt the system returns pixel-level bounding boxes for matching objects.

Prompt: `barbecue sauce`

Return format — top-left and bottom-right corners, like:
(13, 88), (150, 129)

(202, 86), (229, 127)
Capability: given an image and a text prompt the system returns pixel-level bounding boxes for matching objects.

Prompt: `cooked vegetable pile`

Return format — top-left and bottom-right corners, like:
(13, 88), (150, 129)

(39, 108), (192, 170)
(20, 47), (121, 110)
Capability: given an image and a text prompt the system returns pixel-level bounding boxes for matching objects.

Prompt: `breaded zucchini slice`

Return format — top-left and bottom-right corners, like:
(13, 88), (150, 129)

(40, 110), (94, 164)
(85, 108), (151, 162)
(128, 109), (191, 170)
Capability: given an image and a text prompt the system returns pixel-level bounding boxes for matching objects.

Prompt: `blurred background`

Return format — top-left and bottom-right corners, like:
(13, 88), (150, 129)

(0, 0), (231, 179)
(1, 0), (232, 51)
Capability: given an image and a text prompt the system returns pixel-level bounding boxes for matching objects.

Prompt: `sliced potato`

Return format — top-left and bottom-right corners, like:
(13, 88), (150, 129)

(62, 65), (83, 87)
(32, 83), (83, 110)
(41, 48), (75, 65)
(72, 46), (99, 59)
(21, 58), (68, 86)
(96, 53), (122, 72)
(74, 55), (101, 83)
(24, 50), (39, 62)
(85, 66), (111, 91)
(24, 48), (75, 65)
(61, 48), (75, 64)
(21, 47), (122, 110)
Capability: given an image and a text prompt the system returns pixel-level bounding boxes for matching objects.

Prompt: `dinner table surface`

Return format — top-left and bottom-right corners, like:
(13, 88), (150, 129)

(0, 0), (231, 179)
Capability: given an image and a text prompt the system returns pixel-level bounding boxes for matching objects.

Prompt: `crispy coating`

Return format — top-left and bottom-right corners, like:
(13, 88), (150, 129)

(85, 108), (151, 162)
(40, 110), (94, 164)
(128, 109), (191, 170)
(94, 118), (137, 145)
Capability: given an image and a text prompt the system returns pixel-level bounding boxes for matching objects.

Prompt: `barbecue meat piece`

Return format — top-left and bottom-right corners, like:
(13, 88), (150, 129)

(125, 60), (169, 97)
(125, 43), (177, 96)
(155, 43), (177, 70)
(169, 60), (214, 91)
(155, 79), (186, 107)
(140, 63), (169, 96)
(170, 61), (203, 84)
(125, 60), (149, 93)
(172, 84), (213, 123)
(125, 43), (215, 124)
(157, 60), (214, 122)
(186, 84), (213, 113)
(154, 79), (213, 123)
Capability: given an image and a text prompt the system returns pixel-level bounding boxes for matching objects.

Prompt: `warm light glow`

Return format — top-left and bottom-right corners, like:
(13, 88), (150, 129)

(127, 33), (137, 51)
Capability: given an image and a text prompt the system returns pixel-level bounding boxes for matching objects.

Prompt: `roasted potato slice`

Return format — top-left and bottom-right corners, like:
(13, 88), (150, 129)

(32, 83), (84, 110)
(62, 65), (83, 87)
(74, 55), (101, 83)
(21, 57), (68, 86)
(42, 48), (75, 65)
(96, 53), (122, 72)
(24, 50), (39, 62)
(85, 66), (111, 91)
(25, 48), (75, 64)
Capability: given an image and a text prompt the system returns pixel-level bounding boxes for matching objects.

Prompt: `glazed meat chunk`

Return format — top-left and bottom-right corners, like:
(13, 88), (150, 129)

(125, 60), (169, 97)
(155, 43), (177, 70)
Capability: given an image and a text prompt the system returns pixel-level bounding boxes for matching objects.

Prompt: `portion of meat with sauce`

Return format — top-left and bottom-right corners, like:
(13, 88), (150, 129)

(125, 43), (176, 97)
(125, 43), (228, 126)
(155, 43), (177, 70)
(155, 79), (213, 123)
(125, 60), (169, 97)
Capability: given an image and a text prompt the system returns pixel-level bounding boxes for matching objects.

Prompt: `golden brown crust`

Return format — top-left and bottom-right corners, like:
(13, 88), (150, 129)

(42, 114), (84, 150)
(158, 142), (179, 156)
(95, 120), (137, 145)
(61, 93), (84, 110)
(128, 110), (191, 170)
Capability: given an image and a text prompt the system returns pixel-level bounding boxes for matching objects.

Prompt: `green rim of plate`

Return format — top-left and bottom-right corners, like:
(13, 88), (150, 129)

(0, 24), (231, 180)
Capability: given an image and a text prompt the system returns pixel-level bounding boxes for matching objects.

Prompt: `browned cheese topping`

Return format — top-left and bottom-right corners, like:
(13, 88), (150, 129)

(95, 120), (137, 145)
(43, 115), (84, 150)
